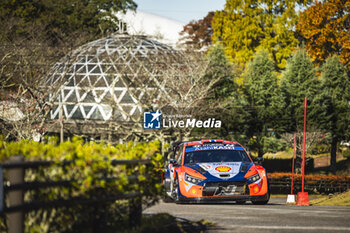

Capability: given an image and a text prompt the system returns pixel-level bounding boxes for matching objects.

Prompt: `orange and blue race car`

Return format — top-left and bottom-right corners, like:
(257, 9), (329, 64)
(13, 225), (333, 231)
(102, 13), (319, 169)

(163, 140), (270, 204)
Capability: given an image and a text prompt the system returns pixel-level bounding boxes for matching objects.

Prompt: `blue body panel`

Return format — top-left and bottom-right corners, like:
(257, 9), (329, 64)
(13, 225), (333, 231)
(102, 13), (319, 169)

(183, 162), (254, 185)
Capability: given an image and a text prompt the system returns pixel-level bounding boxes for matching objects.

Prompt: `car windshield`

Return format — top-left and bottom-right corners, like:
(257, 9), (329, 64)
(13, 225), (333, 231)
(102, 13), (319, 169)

(184, 150), (251, 164)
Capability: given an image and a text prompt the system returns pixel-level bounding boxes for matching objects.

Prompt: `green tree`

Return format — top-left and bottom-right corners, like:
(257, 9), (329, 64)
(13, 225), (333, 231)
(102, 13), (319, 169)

(313, 56), (350, 173)
(279, 48), (319, 132)
(0, 0), (137, 95)
(212, 0), (309, 70)
(243, 49), (279, 156)
(205, 43), (238, 100)
(278, 48), (319, 170)
(195, 43), (240, 138)
(0, 0), (137, 42)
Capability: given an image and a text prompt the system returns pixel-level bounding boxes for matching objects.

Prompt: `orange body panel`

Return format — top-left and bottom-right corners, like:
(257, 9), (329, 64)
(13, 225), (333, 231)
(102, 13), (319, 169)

(170, 140), (269, 200)
(176, 164), (268, 198)
(177, 172), (203, 197)
(247, 165), (268, 196)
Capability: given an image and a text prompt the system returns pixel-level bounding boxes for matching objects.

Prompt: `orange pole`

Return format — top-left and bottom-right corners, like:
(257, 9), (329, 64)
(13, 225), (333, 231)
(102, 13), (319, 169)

(302, 97), (307, 193)
(291, 133), (296, 195)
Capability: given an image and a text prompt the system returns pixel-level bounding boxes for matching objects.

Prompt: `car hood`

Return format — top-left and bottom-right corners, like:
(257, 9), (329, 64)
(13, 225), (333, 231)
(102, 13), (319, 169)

(185, 162), (252, 180)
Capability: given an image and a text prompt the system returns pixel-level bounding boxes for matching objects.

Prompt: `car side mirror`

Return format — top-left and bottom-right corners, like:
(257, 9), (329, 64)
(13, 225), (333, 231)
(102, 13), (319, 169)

(169, 159), (178, 166)
(163, 152), (168, 162)
(255, 157), (263, 165)
(168, 152), (175, 160)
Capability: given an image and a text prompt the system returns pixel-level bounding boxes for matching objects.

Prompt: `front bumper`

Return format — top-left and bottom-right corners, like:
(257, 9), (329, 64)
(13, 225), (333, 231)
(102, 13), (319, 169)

(177, 193), (269, 204)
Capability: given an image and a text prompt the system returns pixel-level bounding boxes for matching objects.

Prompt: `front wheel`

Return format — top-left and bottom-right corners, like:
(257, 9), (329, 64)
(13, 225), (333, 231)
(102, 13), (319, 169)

(162, 193), (173, 203)
(171, 176), (180, 203)
(251, 194), (270, 205)
(162, 173), (173, 203)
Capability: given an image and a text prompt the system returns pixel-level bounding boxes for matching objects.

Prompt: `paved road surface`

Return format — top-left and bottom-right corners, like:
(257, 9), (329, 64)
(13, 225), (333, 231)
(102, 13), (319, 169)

(144, 198), (350, 232)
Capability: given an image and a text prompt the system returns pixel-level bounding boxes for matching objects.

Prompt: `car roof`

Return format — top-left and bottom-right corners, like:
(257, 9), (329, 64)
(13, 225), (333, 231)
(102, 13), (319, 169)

(178, 139), (242, 147)
(185, 139), (242, 147)
(170, 140), (244, 154)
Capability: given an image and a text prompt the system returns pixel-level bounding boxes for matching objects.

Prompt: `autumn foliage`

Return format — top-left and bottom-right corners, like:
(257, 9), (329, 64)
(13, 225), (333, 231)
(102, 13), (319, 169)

(212, 0), (309, 69)
(179, 11), (215, 49)
(269, 172), (350, 183)
(297, 0), (350, 70)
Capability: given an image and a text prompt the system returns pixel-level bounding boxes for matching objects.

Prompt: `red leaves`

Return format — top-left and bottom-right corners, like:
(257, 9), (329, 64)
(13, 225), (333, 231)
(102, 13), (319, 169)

(269, 172), (350, 182)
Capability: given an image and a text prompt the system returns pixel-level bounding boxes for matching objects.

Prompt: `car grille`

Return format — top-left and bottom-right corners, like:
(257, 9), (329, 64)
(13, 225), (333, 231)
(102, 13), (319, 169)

(202, 181), (248, 196)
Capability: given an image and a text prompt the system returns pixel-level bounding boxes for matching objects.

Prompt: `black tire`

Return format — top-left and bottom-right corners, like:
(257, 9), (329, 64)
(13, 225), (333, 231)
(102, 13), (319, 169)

(236, 200), (246, 204)
(251, 194), (270, 205)
(162, 194), (174, 203)
(162, 174), (173, 203)
(171, 176), (180, 203)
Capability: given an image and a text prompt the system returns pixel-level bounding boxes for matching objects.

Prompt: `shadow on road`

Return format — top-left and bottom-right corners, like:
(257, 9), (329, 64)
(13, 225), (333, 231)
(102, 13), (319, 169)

(175, 199), (284, 206)
(142, 213), (211, 233)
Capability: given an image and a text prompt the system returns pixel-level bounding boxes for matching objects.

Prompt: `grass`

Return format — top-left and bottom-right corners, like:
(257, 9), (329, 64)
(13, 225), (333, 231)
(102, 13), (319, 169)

(263, 151), (293, 159)
(310, 190), (350, 206)
(263, 151), (337, 159)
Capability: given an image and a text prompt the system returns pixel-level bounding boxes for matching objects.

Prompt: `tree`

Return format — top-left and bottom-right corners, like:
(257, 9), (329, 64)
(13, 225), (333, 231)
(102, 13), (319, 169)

(0, 0), (137, 43)
(279, 48), (319, 132)
(0, 0), (138, 141)
(243, 49), (279, 156)
(278, 48), (319, 169)
(212, 0), (309, 70)
(179, 12), (215, 49)
(0, 0), (138, 109)
(205, 43), (237, 100)
(120, 51), (226, 143)
(281, 131), (324, 159)
(197, 43), (240, 139)
(297, 0), (350, 70)
(313, 56), (350, 173)
(0, 37), (80, 141)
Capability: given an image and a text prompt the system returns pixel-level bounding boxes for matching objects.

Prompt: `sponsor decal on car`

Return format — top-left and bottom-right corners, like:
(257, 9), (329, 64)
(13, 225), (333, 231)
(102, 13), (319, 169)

(185, 145), (244, 152)
(215, 166), (232, 172)
(199, 164), (212, 171)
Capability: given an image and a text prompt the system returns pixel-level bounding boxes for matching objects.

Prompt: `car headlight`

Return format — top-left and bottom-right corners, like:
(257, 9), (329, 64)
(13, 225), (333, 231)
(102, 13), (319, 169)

(184, 173), (204, 184)
(247, 173), (260, 183)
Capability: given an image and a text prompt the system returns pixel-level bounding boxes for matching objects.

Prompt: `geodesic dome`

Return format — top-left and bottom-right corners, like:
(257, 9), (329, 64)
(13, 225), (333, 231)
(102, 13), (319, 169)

(45, 34), (178, 123)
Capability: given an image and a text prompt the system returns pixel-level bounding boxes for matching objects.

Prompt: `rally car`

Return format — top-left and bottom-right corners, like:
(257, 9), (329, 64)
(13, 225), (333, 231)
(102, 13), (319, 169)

(163, 140), (270, 204)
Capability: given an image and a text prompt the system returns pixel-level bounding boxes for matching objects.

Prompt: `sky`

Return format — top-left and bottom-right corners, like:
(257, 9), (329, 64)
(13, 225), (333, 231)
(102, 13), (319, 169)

(134, 0), (227, 24)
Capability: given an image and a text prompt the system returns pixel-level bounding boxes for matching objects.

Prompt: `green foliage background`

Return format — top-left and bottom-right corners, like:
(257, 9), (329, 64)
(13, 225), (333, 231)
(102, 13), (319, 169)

(0, 138), (163, 233)
(212, 0), (309, 70)
(0, 0), (137, 42)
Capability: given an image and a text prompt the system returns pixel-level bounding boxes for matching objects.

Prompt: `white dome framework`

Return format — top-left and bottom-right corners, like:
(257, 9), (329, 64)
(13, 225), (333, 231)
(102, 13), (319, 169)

(45, 34), (179, 127)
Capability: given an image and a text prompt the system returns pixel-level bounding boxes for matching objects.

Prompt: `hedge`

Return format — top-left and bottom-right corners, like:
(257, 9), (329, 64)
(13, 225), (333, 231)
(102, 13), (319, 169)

(0, 137), (164, 233)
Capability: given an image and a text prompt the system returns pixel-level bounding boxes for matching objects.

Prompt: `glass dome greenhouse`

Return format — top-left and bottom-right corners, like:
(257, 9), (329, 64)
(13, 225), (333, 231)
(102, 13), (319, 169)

(45, 34), (178, 124)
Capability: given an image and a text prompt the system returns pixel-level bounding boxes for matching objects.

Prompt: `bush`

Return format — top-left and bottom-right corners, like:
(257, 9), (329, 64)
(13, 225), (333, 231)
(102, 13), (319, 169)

(268, 172), (350, 194)
(262, 136), (286, 153)
(0, 137), (163, 233)
(311, 144), (331, 154)
(343, 149), (350, 158)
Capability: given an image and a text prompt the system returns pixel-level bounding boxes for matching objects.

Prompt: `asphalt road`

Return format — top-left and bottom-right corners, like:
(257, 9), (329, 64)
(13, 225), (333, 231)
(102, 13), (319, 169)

(144, 198), (350, 233)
